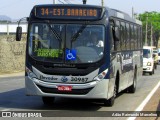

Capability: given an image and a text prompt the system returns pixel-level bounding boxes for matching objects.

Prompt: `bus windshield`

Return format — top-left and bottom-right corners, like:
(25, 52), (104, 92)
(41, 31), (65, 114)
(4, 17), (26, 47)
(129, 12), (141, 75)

(28, 23), (105, 63)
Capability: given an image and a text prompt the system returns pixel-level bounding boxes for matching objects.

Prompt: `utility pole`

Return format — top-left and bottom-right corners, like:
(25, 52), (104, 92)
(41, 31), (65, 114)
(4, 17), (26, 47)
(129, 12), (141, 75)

(53, 0), (56, 4)
(101, 0), (104, 6)
(83, 0), (86, 4)
(145, 14), (148, 46)
(132, 7), (134, 19)
(150, 22), (153, 46)
(7, 21), (9, 35)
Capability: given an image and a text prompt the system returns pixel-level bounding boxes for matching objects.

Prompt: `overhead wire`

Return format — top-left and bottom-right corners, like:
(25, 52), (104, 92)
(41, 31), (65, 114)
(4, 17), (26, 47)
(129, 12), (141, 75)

(58, 0), (65, 4)
(64, 0), (72, 4)
(63, 0), (81, 4)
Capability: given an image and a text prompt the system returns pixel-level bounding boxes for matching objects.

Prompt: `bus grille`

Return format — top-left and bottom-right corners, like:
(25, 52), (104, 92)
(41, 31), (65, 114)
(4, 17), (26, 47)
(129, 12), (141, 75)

(37, 85), (93, 95)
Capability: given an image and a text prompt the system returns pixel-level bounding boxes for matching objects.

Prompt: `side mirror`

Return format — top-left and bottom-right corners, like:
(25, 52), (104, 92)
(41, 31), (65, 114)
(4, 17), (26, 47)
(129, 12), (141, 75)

(16, 27), (22, 41)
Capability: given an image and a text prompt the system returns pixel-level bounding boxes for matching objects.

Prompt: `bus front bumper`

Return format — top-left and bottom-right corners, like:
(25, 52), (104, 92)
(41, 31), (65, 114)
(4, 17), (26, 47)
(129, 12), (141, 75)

(25, 76), (110, 99)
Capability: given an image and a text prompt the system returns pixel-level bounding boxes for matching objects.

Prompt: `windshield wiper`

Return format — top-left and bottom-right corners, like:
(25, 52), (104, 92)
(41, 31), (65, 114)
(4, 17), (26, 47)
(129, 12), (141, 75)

(47, 23), (62, 42)
(71, 24), (87, 42)
(39, 20), (62, 42)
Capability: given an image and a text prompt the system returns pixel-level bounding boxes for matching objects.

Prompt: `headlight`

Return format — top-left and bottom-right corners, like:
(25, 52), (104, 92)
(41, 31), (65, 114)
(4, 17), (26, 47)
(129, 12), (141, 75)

(26, 67), (37, 79)
(94, 69), (108, 81)
(147, 62), (151, 66)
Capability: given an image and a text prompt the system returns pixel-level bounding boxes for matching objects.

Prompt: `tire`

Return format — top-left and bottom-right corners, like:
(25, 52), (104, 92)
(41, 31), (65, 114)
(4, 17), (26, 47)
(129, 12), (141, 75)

(149, 68), (154, 75)
(104, 84), (116, 107)
(149, 72), (152, 75)
(155, 64), (157, 69)
(42, 97), (55, 105)
(142, 72), (145, 75)
(128, 70), (137, 93)
(152, 68), (154, 74)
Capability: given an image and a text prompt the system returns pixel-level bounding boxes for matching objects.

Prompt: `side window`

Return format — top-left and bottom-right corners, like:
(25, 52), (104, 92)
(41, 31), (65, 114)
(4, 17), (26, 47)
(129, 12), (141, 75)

(134, 25), (138, 49)
(115, 20), (121, 51)
(110, 23), (114, 51)
(130, 24), (134, 50)
(140, 27), (143, 48)
(126, 23), (130, 50)
(120, 21), (126, 50)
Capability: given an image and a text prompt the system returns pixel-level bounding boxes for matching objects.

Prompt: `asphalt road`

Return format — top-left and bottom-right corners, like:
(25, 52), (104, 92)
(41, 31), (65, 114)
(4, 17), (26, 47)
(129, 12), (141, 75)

(0, 66), (160, 120)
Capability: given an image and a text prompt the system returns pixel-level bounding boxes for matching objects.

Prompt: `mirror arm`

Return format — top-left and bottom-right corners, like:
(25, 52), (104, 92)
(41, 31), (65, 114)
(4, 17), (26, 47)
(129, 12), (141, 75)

(17, 17), (29, 26)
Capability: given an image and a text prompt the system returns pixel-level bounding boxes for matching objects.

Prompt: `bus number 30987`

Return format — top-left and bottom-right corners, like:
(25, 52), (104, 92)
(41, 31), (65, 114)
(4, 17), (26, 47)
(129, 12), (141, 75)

(71, 77), (88, 82)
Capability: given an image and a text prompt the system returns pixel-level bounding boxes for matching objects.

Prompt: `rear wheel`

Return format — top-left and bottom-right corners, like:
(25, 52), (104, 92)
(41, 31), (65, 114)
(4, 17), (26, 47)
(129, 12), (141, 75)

(42, 97), (55, 105)
(128, 70), (137, 93)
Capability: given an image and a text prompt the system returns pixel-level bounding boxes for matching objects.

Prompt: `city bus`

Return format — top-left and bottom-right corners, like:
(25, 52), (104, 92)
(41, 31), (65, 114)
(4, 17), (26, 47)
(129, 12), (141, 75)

(16, 4), (143, 106)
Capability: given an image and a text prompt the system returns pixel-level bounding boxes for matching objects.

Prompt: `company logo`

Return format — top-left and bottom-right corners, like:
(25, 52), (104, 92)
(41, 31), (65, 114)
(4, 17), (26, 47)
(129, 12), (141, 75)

(61, 76), (68, 82)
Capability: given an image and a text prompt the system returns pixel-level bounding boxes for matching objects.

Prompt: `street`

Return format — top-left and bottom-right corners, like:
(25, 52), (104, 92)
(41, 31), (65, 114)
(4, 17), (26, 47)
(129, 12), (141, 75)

(0, 67), (160, 119)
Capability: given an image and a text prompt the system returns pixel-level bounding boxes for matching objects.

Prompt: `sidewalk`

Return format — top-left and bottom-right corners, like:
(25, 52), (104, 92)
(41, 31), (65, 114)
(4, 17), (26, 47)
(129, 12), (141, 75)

(0, 71), (24, 78)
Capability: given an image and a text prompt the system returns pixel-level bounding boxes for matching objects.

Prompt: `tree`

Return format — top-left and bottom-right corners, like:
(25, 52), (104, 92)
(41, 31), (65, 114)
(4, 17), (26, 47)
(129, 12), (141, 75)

(139, 11), (160, 47)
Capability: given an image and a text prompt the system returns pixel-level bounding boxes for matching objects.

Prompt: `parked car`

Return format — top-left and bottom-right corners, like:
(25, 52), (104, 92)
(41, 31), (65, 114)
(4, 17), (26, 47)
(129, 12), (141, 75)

(153, 48), (158, 69)
(158, 52), (160, 64)
(143, 46), (154, 75)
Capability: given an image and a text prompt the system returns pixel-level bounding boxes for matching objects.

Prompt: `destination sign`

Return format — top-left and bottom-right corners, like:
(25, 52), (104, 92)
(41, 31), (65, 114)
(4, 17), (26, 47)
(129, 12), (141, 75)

(34, 6), (102, 20)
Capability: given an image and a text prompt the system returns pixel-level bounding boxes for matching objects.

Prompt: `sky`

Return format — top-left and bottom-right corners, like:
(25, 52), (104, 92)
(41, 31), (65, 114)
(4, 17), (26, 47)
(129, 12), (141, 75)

(0, 0), (160, 20)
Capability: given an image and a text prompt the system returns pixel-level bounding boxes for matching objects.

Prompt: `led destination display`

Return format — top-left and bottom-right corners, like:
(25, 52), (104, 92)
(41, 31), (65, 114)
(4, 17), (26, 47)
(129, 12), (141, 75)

(34, 6), (102, 20)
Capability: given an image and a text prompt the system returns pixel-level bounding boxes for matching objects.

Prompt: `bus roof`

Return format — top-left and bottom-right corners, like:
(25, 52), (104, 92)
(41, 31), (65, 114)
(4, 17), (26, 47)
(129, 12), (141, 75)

(106, 7), (142, 25)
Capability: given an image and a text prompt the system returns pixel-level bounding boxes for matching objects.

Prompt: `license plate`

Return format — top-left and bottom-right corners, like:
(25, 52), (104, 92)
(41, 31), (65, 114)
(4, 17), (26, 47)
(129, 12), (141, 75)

(57, 86), (72, 91)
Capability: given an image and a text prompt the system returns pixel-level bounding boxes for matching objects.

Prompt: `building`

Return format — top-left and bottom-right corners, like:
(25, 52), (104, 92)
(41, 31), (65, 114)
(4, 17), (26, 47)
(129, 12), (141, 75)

(0, 22), (27, 35)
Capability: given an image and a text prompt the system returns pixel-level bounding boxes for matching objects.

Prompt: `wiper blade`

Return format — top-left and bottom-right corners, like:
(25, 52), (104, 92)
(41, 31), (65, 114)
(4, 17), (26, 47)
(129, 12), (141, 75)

(71, 24), (87, 42)
(47, 23), (62, 42)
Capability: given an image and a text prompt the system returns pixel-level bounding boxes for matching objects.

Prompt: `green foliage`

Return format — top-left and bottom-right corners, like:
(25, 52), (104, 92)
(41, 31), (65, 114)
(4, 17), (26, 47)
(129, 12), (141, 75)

(138, 11), (160, 46)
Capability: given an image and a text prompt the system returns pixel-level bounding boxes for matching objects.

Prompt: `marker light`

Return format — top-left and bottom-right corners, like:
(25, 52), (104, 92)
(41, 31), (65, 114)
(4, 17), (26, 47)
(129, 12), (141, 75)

(26, 67), (37, 79)
(147, 62), (151, 66)
(94, 69), (108, 81)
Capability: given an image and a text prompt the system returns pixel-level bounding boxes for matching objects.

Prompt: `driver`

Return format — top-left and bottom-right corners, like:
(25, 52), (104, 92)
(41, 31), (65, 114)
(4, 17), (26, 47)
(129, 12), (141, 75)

(87, 34), (104, 47)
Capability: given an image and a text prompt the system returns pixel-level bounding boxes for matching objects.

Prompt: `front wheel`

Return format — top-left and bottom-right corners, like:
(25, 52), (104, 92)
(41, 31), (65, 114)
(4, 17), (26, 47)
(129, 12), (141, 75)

(154, 63), (157, 69)
(149, 68), (154, 75)
(104, 84), (116, 106)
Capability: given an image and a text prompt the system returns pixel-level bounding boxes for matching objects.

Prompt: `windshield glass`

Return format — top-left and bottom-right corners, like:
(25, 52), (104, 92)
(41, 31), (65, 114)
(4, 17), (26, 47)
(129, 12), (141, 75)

(143, 49), (151, 58)
(28, 23), (105, 63)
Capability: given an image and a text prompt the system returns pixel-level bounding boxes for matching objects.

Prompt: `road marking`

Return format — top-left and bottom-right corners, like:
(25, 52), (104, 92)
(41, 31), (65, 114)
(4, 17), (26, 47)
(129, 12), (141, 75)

(127, 81), (160, 120)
